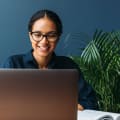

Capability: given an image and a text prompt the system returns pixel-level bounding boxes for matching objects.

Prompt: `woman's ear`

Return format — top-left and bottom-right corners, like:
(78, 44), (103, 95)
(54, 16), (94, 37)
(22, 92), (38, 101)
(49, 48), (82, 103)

(29, 32), (32, 42)
(56, 36), (60, 43)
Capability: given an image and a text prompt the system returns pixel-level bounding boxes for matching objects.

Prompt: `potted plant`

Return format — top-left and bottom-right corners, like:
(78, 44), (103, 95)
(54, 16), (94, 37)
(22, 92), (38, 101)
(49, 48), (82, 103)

(72, 30), (120, 112)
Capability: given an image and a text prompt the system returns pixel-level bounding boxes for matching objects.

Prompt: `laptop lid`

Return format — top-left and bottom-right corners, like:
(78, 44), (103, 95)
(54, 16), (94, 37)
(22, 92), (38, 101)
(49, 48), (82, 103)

(0, 69), (78, 120)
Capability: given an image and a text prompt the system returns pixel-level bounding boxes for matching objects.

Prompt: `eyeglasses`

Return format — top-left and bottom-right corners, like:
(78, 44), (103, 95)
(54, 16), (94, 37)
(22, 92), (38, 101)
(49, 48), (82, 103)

(30, 31), (58, 42)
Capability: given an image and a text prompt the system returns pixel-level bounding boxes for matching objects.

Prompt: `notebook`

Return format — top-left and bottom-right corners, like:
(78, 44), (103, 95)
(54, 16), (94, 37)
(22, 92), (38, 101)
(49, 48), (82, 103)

(0, 69), (78, 120)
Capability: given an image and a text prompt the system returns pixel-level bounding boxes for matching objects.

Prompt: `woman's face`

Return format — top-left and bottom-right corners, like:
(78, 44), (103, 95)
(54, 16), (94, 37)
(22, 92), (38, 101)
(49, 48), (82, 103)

(29, 17), (59, 58)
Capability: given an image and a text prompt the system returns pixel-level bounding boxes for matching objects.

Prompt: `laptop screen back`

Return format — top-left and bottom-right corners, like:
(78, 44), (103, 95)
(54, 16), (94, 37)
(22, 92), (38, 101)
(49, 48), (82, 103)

(0, 69), (78, 120)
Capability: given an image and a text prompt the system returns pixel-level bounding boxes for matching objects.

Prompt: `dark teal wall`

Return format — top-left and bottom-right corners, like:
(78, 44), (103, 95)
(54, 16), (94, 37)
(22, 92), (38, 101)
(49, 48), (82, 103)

(0, 0), (120, 64)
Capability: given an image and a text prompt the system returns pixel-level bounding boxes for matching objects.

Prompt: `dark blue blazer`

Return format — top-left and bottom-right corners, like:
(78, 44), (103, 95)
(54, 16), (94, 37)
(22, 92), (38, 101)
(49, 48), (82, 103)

(1, 50), (98, 110)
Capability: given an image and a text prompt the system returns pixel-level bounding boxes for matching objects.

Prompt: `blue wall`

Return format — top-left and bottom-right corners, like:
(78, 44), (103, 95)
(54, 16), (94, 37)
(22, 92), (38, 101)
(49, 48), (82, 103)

(0, 0), (120, 64)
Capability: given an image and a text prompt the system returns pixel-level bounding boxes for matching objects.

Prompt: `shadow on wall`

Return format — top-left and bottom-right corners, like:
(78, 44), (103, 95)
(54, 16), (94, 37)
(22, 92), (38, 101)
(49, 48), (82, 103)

(55, 32), (91, 56)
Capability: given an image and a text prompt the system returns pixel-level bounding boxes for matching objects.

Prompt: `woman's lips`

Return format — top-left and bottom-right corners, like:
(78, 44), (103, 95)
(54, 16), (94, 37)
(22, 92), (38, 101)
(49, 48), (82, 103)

(38, 46), (49, 52)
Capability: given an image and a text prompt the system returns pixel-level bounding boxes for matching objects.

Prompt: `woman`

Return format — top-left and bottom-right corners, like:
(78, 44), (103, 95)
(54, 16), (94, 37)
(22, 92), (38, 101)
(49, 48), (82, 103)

(1, 9), (98, 110)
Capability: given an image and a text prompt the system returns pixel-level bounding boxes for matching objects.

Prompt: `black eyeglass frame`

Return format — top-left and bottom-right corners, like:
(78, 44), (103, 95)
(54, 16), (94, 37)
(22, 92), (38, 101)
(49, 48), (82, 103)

(30, 31), (59, 42)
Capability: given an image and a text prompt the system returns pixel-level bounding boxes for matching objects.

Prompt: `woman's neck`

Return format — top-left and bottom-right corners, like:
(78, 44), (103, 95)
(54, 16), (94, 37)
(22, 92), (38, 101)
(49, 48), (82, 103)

(33, 52), (52, 69)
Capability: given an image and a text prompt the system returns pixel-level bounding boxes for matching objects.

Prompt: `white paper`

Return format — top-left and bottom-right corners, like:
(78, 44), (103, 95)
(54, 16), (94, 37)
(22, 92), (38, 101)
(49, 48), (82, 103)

(77, 110), (120, 120)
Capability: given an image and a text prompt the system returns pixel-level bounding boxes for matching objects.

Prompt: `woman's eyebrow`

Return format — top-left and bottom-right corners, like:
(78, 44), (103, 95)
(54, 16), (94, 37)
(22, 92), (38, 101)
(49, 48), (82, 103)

(32, 31), (57, 34)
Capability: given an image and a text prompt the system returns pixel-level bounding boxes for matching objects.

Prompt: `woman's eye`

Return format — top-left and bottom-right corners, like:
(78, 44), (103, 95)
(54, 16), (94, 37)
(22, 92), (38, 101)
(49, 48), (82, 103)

(48, 34), (57, 37)
(34, 33), (41, 37)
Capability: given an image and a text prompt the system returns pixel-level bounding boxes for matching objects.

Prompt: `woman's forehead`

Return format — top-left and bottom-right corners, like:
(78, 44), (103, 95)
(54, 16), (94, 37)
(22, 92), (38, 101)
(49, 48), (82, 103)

(32, 17), (57, 32)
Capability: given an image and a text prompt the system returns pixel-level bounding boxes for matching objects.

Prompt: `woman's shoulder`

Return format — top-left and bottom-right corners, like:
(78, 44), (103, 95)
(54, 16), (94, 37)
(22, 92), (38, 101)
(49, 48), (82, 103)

(4, 50), (32, 63)
(1, 52), (27, 68)
(5, 52), (27, 63)
(55, 55), (74, 63)
(54, 55), (79, 69)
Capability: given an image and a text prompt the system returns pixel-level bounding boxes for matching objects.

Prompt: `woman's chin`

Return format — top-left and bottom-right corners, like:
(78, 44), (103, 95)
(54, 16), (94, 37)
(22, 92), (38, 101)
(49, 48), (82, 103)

(37, 51), (51, 57)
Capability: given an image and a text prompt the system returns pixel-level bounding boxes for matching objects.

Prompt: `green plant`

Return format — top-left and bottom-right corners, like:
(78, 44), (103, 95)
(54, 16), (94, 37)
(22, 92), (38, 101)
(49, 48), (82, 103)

(71, 30), (120, 112)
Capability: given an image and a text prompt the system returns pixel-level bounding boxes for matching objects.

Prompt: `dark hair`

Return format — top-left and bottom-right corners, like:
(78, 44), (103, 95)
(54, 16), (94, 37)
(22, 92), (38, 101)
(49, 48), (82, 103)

(28, 9), (63, 36)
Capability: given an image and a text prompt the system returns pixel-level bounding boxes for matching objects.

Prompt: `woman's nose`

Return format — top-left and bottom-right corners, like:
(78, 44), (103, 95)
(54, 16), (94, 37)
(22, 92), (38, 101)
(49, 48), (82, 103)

(39, 36), (49, 44)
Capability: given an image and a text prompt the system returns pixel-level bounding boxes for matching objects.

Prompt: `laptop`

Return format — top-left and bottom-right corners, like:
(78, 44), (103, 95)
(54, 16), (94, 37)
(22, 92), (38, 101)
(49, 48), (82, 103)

(0, 69), (78, 120)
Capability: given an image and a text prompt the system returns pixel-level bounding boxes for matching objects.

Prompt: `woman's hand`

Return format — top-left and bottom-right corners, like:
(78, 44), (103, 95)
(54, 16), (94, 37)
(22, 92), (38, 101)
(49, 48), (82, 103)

(78, 104), (84, 111)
